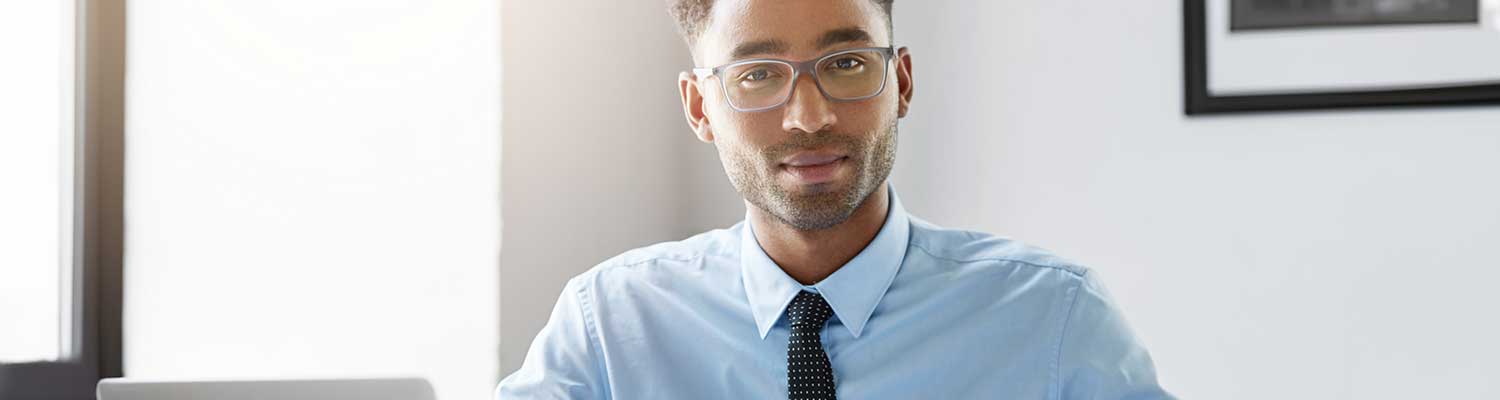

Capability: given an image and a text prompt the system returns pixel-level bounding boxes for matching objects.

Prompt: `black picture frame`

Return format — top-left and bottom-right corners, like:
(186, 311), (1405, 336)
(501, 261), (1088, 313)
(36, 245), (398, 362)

(1182, 0), (1500, 115)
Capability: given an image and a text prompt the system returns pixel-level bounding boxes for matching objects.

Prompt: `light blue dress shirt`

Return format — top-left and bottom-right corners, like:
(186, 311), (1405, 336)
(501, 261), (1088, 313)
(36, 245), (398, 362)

(497, 186), (1173, 399)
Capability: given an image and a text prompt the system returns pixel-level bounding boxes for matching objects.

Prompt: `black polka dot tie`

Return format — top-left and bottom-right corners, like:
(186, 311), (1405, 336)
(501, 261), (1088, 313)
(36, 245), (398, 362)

(787, 290), (837, 400)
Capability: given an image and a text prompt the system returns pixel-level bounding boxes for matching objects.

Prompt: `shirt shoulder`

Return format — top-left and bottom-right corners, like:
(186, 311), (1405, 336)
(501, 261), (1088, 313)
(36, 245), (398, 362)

(567, 222), (743, 287)
(906, 216), (1091, 280)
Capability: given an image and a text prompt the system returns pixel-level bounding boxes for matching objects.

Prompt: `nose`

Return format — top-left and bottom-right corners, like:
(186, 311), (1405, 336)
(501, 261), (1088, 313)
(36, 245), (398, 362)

(781, 73), (837, 134)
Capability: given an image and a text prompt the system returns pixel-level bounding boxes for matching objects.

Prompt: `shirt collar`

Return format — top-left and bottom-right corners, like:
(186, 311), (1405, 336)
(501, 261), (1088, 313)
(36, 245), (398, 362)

(740, 183), (911, 340)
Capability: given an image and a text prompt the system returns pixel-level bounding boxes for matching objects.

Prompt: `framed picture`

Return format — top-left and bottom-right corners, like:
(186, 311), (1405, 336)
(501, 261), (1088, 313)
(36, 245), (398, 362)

(1184, 0), (1500, 115)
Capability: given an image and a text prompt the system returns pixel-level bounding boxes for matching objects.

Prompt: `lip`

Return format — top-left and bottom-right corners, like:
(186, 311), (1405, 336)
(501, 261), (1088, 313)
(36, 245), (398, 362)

(779, 153), (848, 184)
(781, 152), (846, 167)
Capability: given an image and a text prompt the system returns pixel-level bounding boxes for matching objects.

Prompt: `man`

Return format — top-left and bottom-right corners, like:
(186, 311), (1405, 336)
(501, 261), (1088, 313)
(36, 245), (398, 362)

(497, 0), (1174, 398)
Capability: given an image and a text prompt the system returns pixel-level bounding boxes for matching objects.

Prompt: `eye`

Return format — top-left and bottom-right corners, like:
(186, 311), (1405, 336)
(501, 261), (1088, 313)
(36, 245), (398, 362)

(833, 58), (862, 69)
(825, 56), (866, 74)
(738, 68), (777, 82)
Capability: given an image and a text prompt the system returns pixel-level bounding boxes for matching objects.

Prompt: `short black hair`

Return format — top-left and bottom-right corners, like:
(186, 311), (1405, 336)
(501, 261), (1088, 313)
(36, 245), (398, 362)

(666, 0), (895, 48)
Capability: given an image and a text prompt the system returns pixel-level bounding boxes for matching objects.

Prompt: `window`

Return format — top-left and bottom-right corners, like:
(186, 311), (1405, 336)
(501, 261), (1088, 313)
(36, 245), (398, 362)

(0, 0), (125, 398)
(0, 0), (71, 365)
(1, 1), (497, 398)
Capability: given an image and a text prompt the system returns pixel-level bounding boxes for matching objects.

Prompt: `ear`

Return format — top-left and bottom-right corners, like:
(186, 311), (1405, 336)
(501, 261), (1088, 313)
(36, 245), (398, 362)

(895, 47), (914, 118)
(678, 71), (715, 143)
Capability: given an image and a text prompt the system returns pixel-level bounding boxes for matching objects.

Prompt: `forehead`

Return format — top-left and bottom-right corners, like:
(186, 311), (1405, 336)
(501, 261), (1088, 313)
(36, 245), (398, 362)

(697, 0), (889, 64)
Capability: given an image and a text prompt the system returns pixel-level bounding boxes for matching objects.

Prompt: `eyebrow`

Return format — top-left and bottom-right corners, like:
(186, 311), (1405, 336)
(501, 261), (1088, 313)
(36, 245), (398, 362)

(728, 27), (875, 61)
(815, 27), (873, 50)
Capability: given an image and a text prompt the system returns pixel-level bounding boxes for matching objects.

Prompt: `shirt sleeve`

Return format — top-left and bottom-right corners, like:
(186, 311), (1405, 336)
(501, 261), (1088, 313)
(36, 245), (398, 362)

(496, 276), (609, 400)
(1056, 270), (1176, 400)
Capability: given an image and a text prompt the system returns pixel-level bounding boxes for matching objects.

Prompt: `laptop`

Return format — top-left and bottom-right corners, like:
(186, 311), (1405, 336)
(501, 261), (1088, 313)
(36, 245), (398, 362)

(96, 377), (435, 400)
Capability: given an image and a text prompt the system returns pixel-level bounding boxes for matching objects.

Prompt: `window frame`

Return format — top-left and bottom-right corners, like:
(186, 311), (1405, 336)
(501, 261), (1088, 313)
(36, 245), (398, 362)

(0, 0), (124, 398)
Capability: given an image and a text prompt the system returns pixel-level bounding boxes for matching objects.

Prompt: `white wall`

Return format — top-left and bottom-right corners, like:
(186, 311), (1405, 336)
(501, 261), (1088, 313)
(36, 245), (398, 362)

(498, 0), (743, 375)
(891, 1), (1500, 399)
(124, 2), (500, 399)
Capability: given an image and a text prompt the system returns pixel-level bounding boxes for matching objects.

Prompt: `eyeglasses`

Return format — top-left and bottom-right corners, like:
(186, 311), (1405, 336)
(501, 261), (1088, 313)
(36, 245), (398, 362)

(693, 47), (896, 112)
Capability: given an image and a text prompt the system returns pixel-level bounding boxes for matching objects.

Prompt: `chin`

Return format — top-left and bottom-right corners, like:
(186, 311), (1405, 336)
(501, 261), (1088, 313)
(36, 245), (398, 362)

(781, 179), (850, 197)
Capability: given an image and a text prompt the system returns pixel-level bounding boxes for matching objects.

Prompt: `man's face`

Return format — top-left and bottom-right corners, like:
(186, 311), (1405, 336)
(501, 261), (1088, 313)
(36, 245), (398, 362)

(681, 0), (912, 231)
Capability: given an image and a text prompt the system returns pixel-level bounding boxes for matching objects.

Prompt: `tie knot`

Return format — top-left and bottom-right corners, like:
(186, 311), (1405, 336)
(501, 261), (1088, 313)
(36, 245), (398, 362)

(788, 291), (833, 329)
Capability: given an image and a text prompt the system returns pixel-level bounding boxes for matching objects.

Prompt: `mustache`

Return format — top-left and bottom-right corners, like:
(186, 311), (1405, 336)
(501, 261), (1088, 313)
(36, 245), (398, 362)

(761, 131), (859, 162)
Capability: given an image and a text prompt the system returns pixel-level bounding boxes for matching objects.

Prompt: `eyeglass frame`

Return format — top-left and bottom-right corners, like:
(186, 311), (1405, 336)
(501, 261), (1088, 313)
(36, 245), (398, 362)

(691, 46), (897, 113)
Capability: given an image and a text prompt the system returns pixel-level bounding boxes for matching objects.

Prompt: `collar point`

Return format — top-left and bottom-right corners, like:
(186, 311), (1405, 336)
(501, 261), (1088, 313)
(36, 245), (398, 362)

(846, 324), (865, 339)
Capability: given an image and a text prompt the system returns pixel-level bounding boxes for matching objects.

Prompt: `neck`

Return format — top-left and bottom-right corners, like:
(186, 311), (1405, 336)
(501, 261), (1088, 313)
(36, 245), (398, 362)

(749, 184), (890, 285)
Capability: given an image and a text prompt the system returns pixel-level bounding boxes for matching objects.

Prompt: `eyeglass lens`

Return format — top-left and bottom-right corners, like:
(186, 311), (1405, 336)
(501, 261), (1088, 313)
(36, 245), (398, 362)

(720, 49), (888, 110)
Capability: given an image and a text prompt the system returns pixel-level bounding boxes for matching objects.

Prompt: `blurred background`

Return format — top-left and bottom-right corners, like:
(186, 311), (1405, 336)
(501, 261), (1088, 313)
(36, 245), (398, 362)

(3, 0), (1499, 399)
